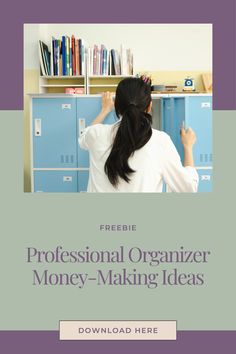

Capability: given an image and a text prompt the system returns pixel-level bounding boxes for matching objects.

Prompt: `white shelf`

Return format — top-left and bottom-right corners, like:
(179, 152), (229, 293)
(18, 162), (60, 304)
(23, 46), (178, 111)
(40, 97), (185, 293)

(89, 84), (117, 87)
(29, 93), (212, 98)
(39, 74), (134, 93)
(40, 76), (85, 79)
(41, 84), (85, 88)
(89, 75), (134, 78)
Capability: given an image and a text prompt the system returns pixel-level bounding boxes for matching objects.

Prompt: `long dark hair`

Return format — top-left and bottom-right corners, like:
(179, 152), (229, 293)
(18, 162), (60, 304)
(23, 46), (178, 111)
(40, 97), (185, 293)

(104, 77), (152, 187)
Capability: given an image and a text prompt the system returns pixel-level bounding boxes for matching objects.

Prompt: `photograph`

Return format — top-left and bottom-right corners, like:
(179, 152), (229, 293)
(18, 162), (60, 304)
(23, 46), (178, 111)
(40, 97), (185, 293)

(24, 23), (212, 193)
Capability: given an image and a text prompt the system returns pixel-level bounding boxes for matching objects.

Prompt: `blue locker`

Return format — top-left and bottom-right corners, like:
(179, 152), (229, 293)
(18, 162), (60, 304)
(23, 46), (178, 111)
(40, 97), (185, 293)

(78, 170), (89, 192)
(34, 171), (78, 192)
(172, 98), (185, 162)
(76, 97), (117, 167)
(161, 98), (174, 136)
(161, 98), (185, 163)
(162, 96), (212, 167)
(186, 96), (212, 166)
(150, 98), (161, 130)
(197, 169), (212, 192)
(32, 98), (77, 168)
(31, 95), (212, 193)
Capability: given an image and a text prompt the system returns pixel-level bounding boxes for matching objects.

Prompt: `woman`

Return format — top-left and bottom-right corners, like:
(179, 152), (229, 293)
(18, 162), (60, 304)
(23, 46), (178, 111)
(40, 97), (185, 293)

(79, 77), (198, 192)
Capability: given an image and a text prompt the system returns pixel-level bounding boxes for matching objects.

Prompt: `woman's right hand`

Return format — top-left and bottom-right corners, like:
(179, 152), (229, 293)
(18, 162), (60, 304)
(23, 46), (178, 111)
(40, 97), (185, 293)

(101, 92), (114, 114)
(180, 126), (196, 149)
(91, 92), (114, 125)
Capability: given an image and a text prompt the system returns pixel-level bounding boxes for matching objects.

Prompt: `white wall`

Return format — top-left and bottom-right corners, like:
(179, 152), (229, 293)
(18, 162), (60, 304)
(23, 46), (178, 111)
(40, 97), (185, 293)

(24, 24), (212, 71)
(24, 25), (40, 69)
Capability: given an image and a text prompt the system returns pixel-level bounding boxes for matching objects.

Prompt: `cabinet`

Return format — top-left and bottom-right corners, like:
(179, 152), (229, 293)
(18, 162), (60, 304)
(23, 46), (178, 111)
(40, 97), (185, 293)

(31, 95), (116, 192)
(39, 75), (133, 94)
(86, 76), (134, 94)
(161, 95), (212, 192)
(30, 94), (212, 193)
(32, 98), (77, 168)
(196, 168), (212, 193)
(34, 171), (78, 193)
(39, 76), (86, 94)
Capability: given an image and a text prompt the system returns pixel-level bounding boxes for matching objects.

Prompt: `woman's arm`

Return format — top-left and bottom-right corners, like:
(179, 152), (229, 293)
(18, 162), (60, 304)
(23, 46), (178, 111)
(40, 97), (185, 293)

(79, 92), (114, 150)
(180, 127), (196, 167)
(162, 128), (198, 193)
(91, 92), (114, 125)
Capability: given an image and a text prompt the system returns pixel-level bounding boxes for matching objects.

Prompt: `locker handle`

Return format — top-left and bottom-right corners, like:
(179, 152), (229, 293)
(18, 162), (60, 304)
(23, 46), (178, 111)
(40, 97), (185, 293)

(63, 176), (73, 182)
(201, 175), (211, 181)
(62, 103), (71, 110)
(78, 118), (86, 137)
(34, 119), (41, 136)
(201, 102), (211, 108)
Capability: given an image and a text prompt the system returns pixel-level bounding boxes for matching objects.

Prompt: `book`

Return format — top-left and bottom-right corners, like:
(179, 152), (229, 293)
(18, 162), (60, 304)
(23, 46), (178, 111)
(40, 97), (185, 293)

(66, 36), (70, 76)
(93, 45), (97, 75)
(72, 35), (76, 76)
(97, 48), (101, 75)
(111, 49), (121, 75)
(57, 39), (61, 76)
(75, 39), (80, 75)
(88, 47), (92, 76)
(103, 47), (108, 75)
(59, 40), (62, 76)
(79, 39), (85, 75)
(53, 39), (57, 75)
(62, 36), (66, 76)
(38, 40), (46, 76)
(41, 41), (51, 75)
(109, 50), (112, 75)
(100, 44), (104, 75)
(50, 37), (54, 75)
(42, 36), (129, 77)
(69, 37), (72, 76)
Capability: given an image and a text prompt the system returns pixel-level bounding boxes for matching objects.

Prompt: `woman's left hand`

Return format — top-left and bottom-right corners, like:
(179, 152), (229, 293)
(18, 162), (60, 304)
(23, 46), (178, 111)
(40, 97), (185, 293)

(101, 92), (114, 114)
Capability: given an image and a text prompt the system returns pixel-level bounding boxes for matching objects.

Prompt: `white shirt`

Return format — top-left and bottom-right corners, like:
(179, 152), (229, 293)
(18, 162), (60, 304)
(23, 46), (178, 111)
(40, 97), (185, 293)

(79, 122), (199, 193)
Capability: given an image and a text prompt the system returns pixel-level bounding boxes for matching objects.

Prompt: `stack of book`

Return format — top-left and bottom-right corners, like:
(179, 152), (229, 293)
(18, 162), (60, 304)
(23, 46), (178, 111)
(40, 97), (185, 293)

(39, 36), (86, 76)
(88, 44), (133, 76)
(39, 40), (51, 76)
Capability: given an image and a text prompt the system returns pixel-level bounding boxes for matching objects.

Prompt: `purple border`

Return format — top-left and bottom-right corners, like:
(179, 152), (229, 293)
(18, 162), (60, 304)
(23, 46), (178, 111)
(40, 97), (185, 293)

(0, 331), (235, 354)
(0, 0), (235, 110)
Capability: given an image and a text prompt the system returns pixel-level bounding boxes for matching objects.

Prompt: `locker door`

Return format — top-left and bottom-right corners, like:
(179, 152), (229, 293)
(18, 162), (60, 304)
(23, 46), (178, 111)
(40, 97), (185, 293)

(32, 98), (77, 168)
(197, 168), (212, 192)
(161, 98), (174, 136)
(186, 96), (212, 166)
(173, 98), (185, 163)
(151, 98), (162, 130)
(78, 170), (89, 192)
(162, 98), (185, 162)
(77, 97), (117, 167)
(34, 171), (78, 192)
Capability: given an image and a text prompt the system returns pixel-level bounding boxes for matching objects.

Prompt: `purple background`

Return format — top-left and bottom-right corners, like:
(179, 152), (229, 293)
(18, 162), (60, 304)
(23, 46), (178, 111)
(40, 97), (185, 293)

(0, 331), (236, 353)
(0, 0), (235, 110)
